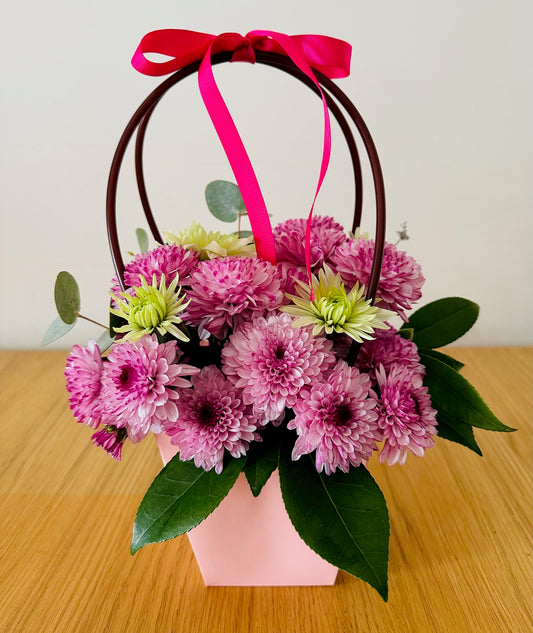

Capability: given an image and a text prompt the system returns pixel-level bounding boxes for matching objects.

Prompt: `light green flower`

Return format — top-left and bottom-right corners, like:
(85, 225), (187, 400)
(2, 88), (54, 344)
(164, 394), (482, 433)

(164, 221), (256, 260)
(281, 265), (394, 342)
(111, 274), (189, 342)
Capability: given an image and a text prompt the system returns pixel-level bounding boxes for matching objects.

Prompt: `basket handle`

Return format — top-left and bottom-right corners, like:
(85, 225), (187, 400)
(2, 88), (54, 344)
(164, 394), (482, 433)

(106, 51), (385, 299)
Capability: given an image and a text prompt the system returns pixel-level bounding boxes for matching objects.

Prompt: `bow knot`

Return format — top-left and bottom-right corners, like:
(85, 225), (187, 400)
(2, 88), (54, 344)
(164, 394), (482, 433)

(230, 35), (255, 63)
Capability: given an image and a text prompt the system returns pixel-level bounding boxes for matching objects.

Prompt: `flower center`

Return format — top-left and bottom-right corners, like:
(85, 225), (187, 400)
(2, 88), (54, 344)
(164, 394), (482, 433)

(198, 402), (218, 426)
(316, 291), (351, 326)
(274, 345), (285, 360)
(130, 291), (167, 329)
(118, 366), (135, 388)
(333, 403), (352, 426)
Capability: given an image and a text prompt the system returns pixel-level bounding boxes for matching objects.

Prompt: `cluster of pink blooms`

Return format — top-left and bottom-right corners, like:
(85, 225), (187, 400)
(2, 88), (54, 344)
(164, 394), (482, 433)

(65, 215), (436, 472)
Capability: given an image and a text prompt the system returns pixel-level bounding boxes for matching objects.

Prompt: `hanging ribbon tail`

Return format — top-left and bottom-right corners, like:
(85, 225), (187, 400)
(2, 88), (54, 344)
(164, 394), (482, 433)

(130, 29), (352, 293)
(198, 39), (277, 265)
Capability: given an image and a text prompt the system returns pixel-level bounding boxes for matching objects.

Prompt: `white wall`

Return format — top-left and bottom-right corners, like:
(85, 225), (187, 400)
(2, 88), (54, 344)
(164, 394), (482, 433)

(1, 0), (532, 349)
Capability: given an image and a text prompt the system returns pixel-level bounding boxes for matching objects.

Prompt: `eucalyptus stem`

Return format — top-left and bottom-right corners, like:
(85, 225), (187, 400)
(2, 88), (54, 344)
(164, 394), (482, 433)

(78, 314), (108, 329)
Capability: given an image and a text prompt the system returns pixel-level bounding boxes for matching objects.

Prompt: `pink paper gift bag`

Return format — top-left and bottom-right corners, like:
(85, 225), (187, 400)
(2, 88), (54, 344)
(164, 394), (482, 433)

(156, 433), (338, 586)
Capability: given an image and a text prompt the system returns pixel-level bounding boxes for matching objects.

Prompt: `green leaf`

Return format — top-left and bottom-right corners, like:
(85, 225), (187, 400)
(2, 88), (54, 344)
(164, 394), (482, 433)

(420, 348), (464, 372)
(398, 327), (414, 341)
(436, 411), (482, 455)
(234, 230), (254, 238)
(54, 271), (81, 324)
(405, 297), (479, 348)
(205, 180), (246, 222)
(110, 309), (125, 338)
(96, 329), (115, 352)
(41, 317), (76, 346)
(131, 454), (245, 554)
(244, 427), (281, 497)
(420, 353), (515, 432)
(136, 227), (149, 252)
(279, 453), (389, 601)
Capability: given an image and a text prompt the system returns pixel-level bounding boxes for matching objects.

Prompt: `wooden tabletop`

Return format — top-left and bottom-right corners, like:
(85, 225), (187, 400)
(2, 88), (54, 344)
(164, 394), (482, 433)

(0, 347), (530, 633)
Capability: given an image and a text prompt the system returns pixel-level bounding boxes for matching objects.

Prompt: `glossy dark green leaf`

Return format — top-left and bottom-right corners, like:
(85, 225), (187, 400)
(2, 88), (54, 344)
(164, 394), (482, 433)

(131, 454), (245, 554)
(279, 453), (389, 601)
(420, 348), (464, 372)
(436, 411), (482, 455)
(205, 180), (246, 222)
(405, 297), (479, 348)
(136, 227), (149, 252)
(397, 327), (414, 341)
(244, 427), (281, 497)
(420, 353), (515, 432)
(41, 317), (76, 346)
(54, 271), (80, 324)
(110, 309), (125, 338)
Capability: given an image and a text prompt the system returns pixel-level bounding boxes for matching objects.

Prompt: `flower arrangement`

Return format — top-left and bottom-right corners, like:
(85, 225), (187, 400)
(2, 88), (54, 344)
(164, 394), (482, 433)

(45, 180), (513, 600)
(43, 27), (515, 599)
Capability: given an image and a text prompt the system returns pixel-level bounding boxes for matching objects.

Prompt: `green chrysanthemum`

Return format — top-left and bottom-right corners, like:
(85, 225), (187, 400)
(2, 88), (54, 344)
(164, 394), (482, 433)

(110, 274), (189, 342)
(164, 221), (256, 260)
(282, 265), (394, 342)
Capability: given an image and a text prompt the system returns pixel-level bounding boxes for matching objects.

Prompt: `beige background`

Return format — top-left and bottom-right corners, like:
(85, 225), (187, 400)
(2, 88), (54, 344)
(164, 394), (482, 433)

(1, 0), (532, 348)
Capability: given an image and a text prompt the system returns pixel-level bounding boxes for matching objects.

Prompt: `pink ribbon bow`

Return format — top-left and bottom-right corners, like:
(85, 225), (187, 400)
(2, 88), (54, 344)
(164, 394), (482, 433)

(132, 29), (352, 290)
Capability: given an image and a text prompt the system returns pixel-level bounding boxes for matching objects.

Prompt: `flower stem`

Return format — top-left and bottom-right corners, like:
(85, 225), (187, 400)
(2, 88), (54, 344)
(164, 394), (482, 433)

(78, 313), (108, 329)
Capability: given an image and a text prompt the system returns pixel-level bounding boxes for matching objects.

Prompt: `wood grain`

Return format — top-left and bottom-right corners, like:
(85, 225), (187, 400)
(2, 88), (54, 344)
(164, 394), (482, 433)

(0, 348), (531, 632)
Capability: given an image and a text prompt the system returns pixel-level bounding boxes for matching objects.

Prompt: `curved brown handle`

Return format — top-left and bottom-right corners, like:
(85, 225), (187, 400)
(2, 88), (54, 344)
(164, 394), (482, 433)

(106, 50), (385, 300)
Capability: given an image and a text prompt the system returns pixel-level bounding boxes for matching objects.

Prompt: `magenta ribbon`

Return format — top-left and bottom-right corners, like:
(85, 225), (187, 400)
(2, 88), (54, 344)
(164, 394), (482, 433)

(132, 29), (351, 291)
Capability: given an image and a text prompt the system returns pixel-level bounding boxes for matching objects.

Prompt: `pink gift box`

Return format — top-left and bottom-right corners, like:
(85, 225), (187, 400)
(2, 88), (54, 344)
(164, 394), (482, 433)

(156, 432), (338, 586)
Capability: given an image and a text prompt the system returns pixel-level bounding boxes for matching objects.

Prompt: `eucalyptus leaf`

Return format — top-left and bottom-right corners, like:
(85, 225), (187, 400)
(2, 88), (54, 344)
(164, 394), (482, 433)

(205, 180), (246, 222)
(420, 353), (515, 432)
(96, 329), (115, 352)
(131, 454), (245, 554)
(436, 411), (482, 455)
(405, 297), (479, 349)
(420, 348), (464, 372)
(41, 317), (76, 346)
(136, 227), (149, 253)
(279, 452), (389, 601)
(54, 271), (80, 324)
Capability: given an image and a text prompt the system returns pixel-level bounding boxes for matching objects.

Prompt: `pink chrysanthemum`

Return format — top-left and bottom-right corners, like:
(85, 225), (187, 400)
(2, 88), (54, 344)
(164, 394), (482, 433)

(375, 364), (437, 465)
(100, 335), (199, 443)
(276, 262), (309, 298)
(288, 360), (381, 474)
(123, 243), (199, 288)
(221, 312), (335, 423)
(273, 215), (346, 271)
(166, 365), (260, 474)
(91, 425), (128, 461)
(111, 244), (199, 299)
(185, 256), (284, 338)
(65, 340), (104, 428)
(358, 329), (423, 381)
(332, 238), (425, 320)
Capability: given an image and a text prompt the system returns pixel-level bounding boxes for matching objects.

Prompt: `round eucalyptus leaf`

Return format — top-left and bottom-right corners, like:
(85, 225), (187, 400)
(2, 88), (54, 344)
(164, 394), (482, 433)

(205, 180), (246, 222)
(54, 271), (80, 324)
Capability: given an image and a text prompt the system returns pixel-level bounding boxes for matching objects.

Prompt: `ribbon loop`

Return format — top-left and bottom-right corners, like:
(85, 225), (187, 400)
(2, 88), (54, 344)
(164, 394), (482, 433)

(131, 29), (352, 292)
